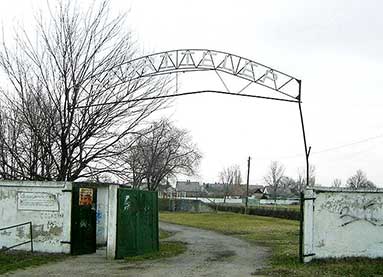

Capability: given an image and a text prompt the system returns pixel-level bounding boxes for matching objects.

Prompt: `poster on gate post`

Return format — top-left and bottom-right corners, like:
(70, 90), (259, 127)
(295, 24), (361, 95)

(79, 188), (93, 206)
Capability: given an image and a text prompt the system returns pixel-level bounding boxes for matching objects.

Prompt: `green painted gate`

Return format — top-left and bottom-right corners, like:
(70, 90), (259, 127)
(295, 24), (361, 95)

(116, 189), (159, 259)
(71, 184), (97, 255)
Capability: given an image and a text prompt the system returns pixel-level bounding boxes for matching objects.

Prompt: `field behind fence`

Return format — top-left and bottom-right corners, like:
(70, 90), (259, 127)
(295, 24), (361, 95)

(159, 198), (301, 220)
(209, 203), (301, 220)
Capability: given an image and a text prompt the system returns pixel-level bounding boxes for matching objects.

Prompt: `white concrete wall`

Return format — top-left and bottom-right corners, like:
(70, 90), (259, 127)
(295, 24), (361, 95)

(260, 199), (299, 205)
(181, 197), (243, 204)
(0, 181), (72, 253)
(96, 185), (109, 246)
(179, 197), (298, 205)
(106, 185), (118, 259)
(304, 187), (383, 262)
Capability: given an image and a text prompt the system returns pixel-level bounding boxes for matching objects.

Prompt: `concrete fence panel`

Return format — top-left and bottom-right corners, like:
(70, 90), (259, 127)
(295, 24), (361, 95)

(0, 181), (72, 253)
(303, 187), (383, 262)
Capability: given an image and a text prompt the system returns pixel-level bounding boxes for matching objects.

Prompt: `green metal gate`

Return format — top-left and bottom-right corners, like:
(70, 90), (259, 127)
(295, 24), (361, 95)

(116, 189), (159, 259)
(71, 184), (97, 255)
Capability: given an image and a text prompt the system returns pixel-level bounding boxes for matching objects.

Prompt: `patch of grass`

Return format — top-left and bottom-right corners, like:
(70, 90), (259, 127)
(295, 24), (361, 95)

(159, 229), (173, 240)
(124, 241), (186, 262)
(160, 211), (383, 276)
(160, 211), (297, 237)
(214, 204), (301, 220)
(0, 250), (66, 274)
(258, 204), (300, 211)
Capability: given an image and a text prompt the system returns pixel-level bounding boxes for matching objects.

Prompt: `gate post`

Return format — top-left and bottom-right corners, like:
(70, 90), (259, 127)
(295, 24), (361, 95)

(303, 189), (315, 262)
(299, 192), (304, 262)
(106, 185), (118, 259)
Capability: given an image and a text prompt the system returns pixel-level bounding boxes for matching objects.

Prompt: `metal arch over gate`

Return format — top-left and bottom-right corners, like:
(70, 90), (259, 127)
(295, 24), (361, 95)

(110, 49), (300, 103)
(84, 48), (310, 262)
(108, 49), (310, 192)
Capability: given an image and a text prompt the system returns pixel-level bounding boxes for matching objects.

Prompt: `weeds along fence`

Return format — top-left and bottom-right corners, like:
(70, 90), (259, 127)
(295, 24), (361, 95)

(207, 204), (301, 221)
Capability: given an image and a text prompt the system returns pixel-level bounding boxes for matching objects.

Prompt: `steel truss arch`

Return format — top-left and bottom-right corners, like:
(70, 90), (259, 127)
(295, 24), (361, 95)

(111, 49), (308, 191)
(115, 49), (301, 103)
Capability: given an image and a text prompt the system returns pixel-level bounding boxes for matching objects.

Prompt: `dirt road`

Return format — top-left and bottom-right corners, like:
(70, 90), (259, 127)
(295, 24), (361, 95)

(7, 222), (269, 277)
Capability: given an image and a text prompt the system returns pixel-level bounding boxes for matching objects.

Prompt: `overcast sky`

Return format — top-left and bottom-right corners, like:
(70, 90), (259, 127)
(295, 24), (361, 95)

(1, 0), (382, 186)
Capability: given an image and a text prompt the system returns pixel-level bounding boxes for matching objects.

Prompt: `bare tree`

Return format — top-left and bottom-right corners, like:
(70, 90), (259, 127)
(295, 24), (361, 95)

(295, 170), (305, 193)
(0, 91), (59, 180)
(115, 119), (202, 191)
(299, 165), (316, 187)
(233, 166), (242, 186)
(264, 161), (285, 203)
(218, 165), (241, 203)
(0, 0), (170, 181)
(346, 170), (376, 189)
(308, 165), (316, 187)
(281, 176), (296, 192)
(332, 178), (342, 188)
(294, 164), (316, 193)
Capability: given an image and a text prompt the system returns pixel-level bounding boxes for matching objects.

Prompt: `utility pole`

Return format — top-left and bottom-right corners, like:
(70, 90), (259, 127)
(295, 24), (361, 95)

(245, 156), (251, 213)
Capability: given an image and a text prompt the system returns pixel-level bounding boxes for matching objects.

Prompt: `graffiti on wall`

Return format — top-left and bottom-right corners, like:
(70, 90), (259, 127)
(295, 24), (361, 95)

(96, 208), (102, 224)
(339, 200), (383, 227)
(319, 194), (383, 227)
(123, 195), (131, 212)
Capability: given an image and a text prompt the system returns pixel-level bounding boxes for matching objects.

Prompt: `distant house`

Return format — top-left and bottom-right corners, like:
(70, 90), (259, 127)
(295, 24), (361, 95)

(203, 183), (225, 190)
(249, 186), (264, 199)
(263, 185), (297, 200)
(230, 185), (245, 198)
(202, 183), (265, 198)
(202, 183), (225, 197)
(230, 184), (265, 198)
(158, 183), (178, 198)
(176, 180), (204, 197)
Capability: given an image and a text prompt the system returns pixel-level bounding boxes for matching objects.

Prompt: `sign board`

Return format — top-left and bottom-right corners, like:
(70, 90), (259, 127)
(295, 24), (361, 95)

(17, 191), (59, 212)
(79, 188), (93, 206)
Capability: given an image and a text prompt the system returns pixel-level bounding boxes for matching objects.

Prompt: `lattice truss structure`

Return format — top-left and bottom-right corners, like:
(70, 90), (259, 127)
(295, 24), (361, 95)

(111, 49), (301, 103)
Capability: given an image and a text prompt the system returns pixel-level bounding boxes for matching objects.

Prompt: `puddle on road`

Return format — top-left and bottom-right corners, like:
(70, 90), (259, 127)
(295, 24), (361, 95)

(119, 265), (148, 270)
(206, 250), (236, 262)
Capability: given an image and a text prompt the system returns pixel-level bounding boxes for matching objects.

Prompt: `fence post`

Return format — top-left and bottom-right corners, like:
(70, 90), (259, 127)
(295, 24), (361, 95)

(29, 222), (34, 253)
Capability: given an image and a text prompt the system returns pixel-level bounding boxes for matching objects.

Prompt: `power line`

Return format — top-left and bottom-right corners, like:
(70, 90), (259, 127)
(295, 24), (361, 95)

(257, 133), (383, 161)
(311, 133), (383, 155)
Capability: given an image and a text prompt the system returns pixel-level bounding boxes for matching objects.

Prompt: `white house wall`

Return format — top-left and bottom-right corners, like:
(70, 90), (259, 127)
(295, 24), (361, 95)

(0, 181), (72, 253)
(304, 188), (383, 262)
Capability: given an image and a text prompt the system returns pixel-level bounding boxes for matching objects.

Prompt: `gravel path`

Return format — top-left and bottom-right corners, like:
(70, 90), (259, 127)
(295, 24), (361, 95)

(7, 222), (269, 277)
